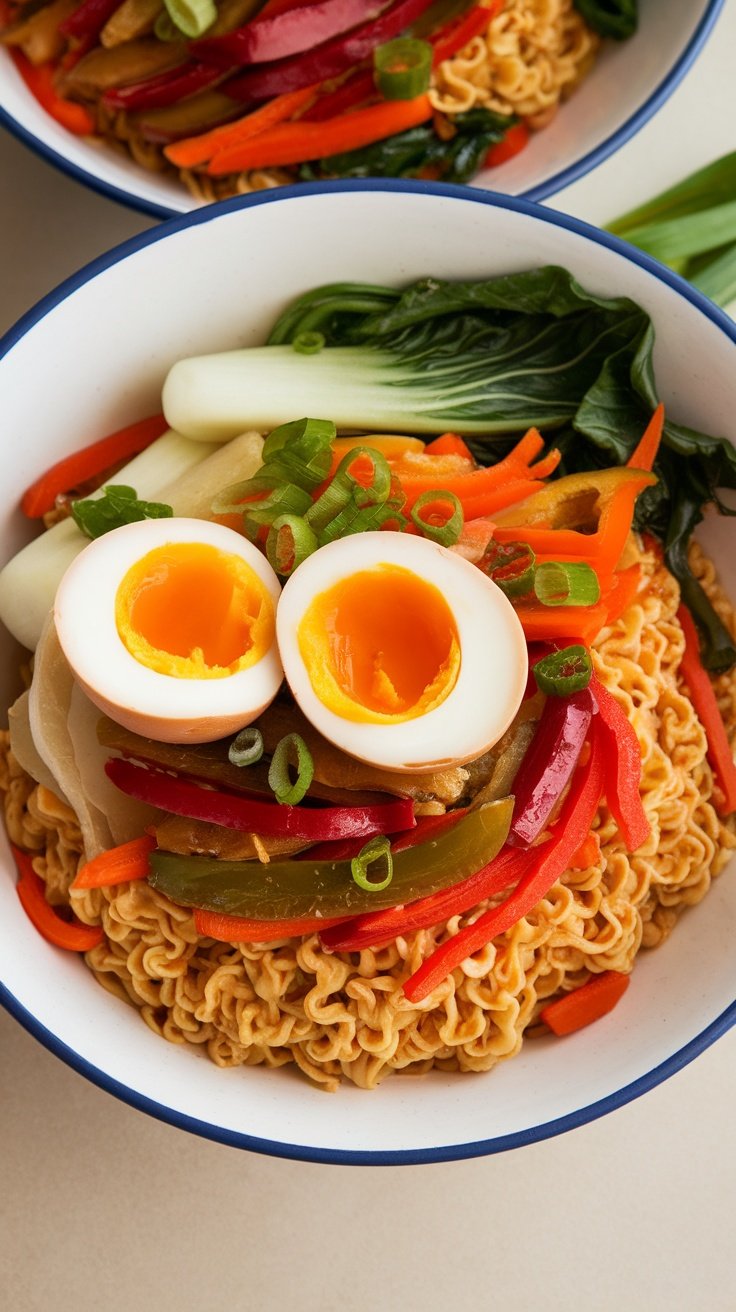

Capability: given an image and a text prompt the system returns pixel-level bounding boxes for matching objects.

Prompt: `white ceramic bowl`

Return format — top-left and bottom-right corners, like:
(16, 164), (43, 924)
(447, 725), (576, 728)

(1, 183), (734, 1163)
(0, 0), (726, 217)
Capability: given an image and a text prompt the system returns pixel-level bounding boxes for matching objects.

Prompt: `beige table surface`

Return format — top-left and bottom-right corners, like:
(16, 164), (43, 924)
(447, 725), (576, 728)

(2, 9), (736, 1309)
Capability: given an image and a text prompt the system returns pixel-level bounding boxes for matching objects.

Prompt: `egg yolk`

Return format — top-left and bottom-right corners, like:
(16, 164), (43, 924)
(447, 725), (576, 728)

(297, 564), (460, 723)
(115, 542), (274, 679)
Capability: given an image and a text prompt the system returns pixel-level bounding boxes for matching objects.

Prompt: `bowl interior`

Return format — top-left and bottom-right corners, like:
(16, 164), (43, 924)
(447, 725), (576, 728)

(1, 185), (735, 1162)
(0, 0), (723, 217)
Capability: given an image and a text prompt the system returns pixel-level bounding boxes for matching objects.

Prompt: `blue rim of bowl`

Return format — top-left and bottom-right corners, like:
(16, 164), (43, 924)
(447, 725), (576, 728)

(1, 179), (735, 1164)
(0, 0), (726, 218)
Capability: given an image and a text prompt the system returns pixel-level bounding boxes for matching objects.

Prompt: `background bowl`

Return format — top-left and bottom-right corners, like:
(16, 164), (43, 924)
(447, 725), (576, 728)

(0, 0), (726, 218)
(1, 182), (734, 1163)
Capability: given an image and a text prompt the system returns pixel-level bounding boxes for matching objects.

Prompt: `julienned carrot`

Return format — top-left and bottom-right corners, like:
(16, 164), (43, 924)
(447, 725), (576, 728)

(164, 83), (319, 170)
(12, 844), (104, 952)
(10, 52), (95, 136)
(527, 447), (562, 479)
(194, 907), (348, 943)
(540, 971), (630, 1036)
(677, 604), (736, 815)
(207, 93), (432, 174)
(394, 429), (547, 509)
(424, 433), (474, 460)
(72, 835), (156, 890)
(605, 564), (642, 626)
(569, 832), (601, 869)
(627, 403), (665, 473)
(21, 412), (168, 518)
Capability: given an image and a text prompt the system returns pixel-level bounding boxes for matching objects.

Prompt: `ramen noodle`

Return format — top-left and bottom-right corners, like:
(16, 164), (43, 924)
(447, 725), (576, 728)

(3, 538), (734, 1091)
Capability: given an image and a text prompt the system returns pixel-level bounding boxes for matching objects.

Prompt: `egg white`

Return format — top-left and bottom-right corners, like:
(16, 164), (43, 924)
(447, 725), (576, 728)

(54, 517), (283, 744)
(276, 532), (529, 774)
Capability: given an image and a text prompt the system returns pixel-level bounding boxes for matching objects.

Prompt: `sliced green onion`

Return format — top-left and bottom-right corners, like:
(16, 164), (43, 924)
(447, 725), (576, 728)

(163, 0), (216, 38)
(268, 734), (314, 806)
(154, 10), (179, 39)
(306, 446), (392, 536)
(484, 540), (536, 596)
(293, 332), (326, 355)
(374, 37), (432, 101)
(260, 416), (336, 491)
(241, 484), (312, 539)
(533, 561), (601, 607)
(266, 514), (318, 577)
(533, 645), (593, 697)
(228, 727), (264, 768)
(351, 836), (394, 892)
(410, 489), (463, 546)
(318, 491), (407, 544)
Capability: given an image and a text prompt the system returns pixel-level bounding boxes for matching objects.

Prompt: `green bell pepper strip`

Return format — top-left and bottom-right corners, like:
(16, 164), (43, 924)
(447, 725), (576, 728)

(148, 797), (513, 921)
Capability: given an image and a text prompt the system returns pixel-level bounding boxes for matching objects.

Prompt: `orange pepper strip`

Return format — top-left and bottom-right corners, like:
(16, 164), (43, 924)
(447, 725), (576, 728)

(514, 599), (610, 646)
(207, 93), (432, 175)
(677, 604), (736, 816)
(21, 412), (168, 517)
(194, 907), (349, 943)
(72, 835), (155, 890)
(527, 447), (562, 479)
(458, 478), (542, 520)
(10, 52), (95, 136)
(164, 82), (320, 170)
(540, 971), (630, 1036)
(627, 403), (665, 473)
(12, 845), (104, 952)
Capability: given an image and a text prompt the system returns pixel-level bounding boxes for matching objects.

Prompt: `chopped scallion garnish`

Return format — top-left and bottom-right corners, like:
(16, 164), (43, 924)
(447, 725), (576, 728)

(533, 645), (593, 697)
(533, 561), (601, 607)
(268, 733), (314, 806)
(266, 513), (318, 577)
(410, 489), (463, 546)
(351, 836), (394, 892)
(374, 37), (432, 101)
(228, 727), (264, 768)
(163, 0), (216, 38)
(484, 540), (536, 597)
(293, 332), (326, 355)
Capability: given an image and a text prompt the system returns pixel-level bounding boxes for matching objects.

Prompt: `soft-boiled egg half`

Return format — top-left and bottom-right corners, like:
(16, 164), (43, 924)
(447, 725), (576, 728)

(54, 518), (283, 743)
(276, 532), (528, 774)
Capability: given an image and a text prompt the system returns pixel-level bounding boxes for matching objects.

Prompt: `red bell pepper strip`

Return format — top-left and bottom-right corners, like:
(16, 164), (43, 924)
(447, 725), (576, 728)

(302, 67), (376, 121)
(194, 0), (390, 69)
(21, 412), (168, 518)
(590, 676), (650, 850)
(207, 91), (431, 171)
(9, 53), (95, 136)
(677, 604), (736, 816)
(403, 731), (605, 1003)
(321, 842), (531, 952)
(569, 831), (601, 869)
(306, 807), (465, 862)
(507, 687), (595, 847)
(60, 0), (121, 38)
(105, 757), (415, 842)
(12, 844), (104, 953)
(224, 0), (437, 102)
(195, 907), (350, 942)
(540, 970), (630, 1036)
(484, 120), (530, 168)
(102, 62), (222, 112)
(430, 2), (500, 65)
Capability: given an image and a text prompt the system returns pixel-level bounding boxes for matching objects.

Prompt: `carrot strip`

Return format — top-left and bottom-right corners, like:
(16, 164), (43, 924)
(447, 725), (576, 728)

(569, 832), (601, 869)
(527, 447), (561, 479)
(206, 93), (432, 174)
(627, 403), (664, 473)
(21, 412), (168, 518)
(194, 907), (348, 943)
(677, 604), (736, 815)
(72, 835), (155, 890)
(540, 971), (630, 1036)
(12, 845), (104, 952)
(164, 83), (319, 169)
(424, 433), (474, 460)
(605, 564), (642, 626)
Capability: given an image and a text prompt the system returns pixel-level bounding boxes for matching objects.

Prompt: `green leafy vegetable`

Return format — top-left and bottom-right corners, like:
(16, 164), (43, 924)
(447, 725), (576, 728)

(572, 0), (637, 39)
(301, 108), (515, 184)
(71, 484), (173, 539)
(607, 153), (736, 310)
